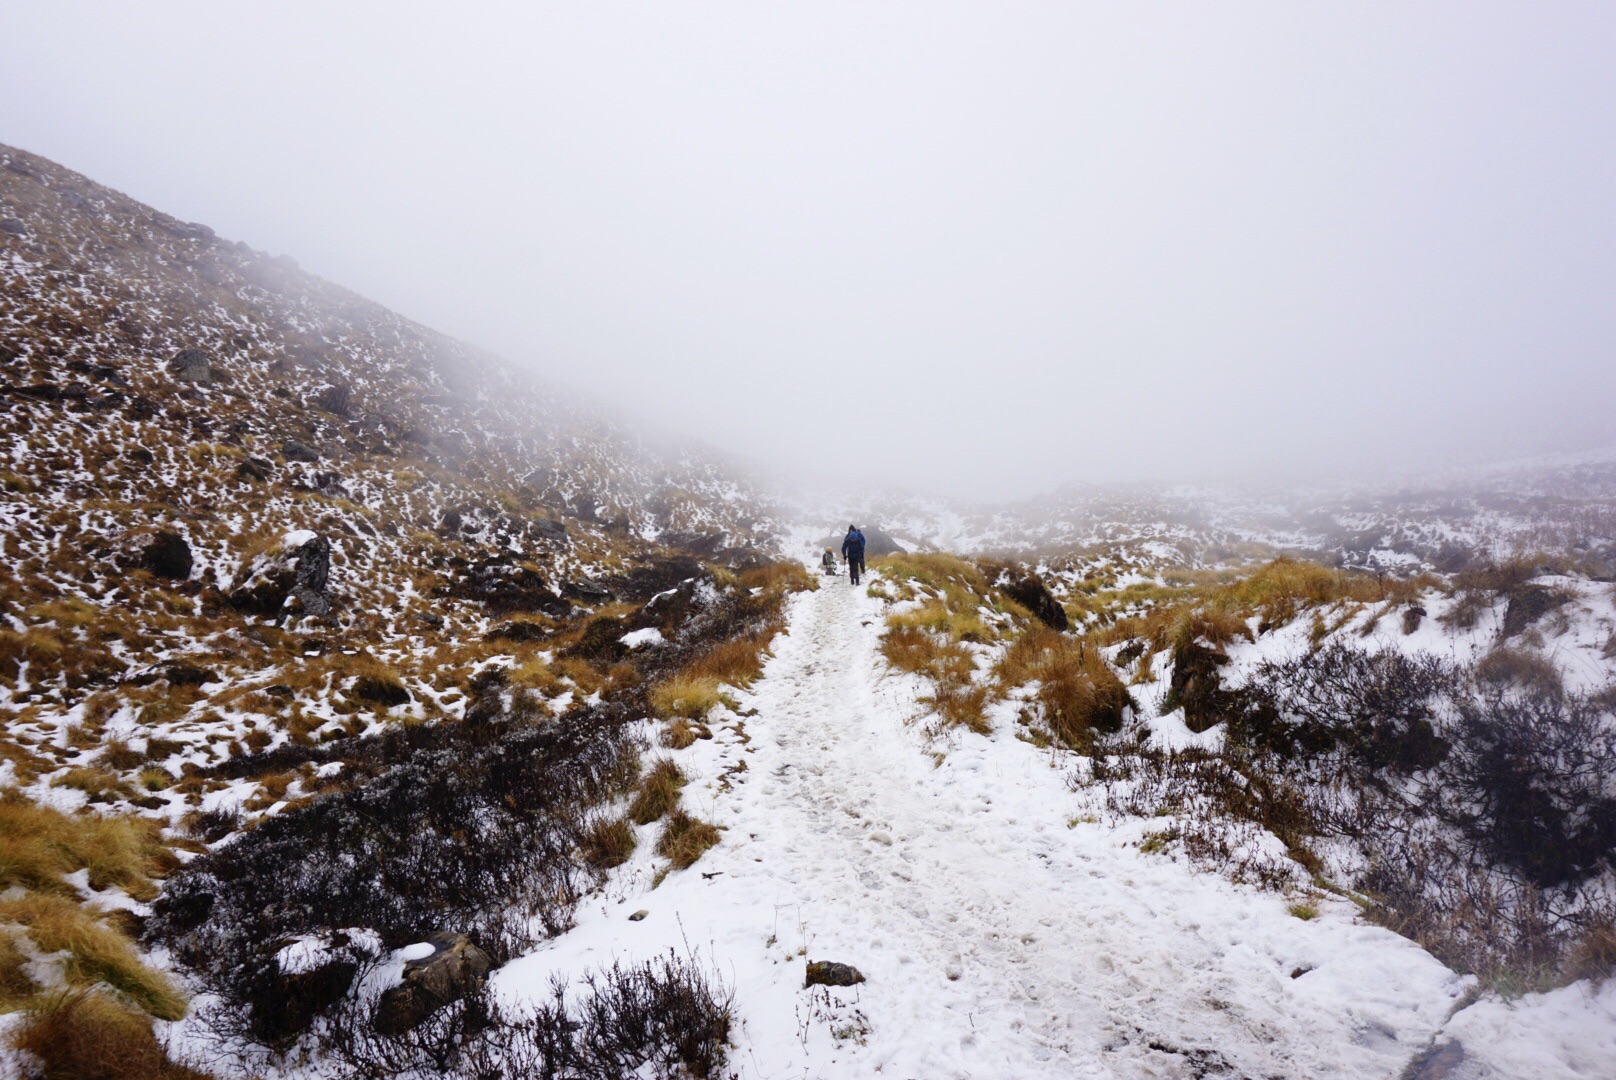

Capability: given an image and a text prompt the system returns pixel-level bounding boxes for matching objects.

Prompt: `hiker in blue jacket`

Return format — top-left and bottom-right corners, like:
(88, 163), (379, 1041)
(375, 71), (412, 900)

(841, 525), (866, 585)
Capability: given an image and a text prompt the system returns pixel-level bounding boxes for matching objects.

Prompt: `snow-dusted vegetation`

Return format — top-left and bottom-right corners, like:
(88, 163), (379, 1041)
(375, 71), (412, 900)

(4, 141), (1615, 1079)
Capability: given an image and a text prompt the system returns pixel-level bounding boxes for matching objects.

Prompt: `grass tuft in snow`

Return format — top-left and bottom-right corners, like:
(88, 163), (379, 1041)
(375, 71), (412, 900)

(12, 989), (209, 1080)
(657, 809), (721, 870)
(629, 758), (688, 825)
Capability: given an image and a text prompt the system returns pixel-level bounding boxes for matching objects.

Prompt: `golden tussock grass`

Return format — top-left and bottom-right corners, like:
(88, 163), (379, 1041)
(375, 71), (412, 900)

(628, 758), (687, 825)
(995, 629), (1132, 749)
(921, 682), (991, 735)
(52, 766), (128, 800)
(0, 894), (186, 1020)
(0, 794), (172, 900)
(554, 656), (608, 696)
(581, 815), (638, 869)
(0, 626), (66, 676)
(0, 928), (39, 1010)
(681, 632), (775, 689)
(881, 625), (988, 732)
(650, 675), (730, 721)
(738, 561), (817, 596)
(1563, 920), (1616, 984)
(1477, 646), (1564, 698)
(887, 602), (990, 644)
(656, 808), (720, 869)
(877, 552), (987, 594)
(660, 718), (708, 749)
(13, 990), (211, 1080)
(1087, 558), (1437, 651)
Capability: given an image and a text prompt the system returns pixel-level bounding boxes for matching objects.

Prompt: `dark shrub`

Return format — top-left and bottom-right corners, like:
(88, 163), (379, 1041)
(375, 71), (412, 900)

(351, 672), (410, 707)
(1234, 644), (1456, 773)
(319, 953), (732, 1079)
(148, 704), (642, 1040)
(1439, 686), (1616, 887)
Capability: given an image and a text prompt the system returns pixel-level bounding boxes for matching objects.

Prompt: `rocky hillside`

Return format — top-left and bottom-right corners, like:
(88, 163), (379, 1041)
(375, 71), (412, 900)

(0, 140), (785, 794)
(0, 144), (802, 1075)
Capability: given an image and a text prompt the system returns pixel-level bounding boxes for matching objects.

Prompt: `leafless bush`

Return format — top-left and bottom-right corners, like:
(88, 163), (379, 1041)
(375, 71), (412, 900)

(1436, 685), (1616, 887)
(148, 703), (643, 1044)
(1357, 830), (1616, 991)
(1094, 742), (1322, 885)
(1233, 644), (1457, 774)
(314, 952), (732, 1080)
(1093, 642), (1616, 991)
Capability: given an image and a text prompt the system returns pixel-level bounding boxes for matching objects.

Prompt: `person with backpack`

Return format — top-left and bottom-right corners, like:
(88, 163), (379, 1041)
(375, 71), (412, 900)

(821, 547), (837, 575)
(841, 525), (866, 585)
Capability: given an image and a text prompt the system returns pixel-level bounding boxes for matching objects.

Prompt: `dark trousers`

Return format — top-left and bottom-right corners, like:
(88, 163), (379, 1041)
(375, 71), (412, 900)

(848, 554), (865, 584)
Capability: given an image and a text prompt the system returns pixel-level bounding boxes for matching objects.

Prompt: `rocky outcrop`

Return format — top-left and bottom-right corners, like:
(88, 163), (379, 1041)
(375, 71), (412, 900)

(860, 525), (906, 557)
(281, 439), (321, 463)
(229, 531), (333, 618)
(1164, 640), (1232, 734)
(236, 455), (275, 481)
(247, 929), (378, 1047)
(168, 348), (212, 385)
(313, 382), (352, 416)
(372, 931), (493, 1036)
(804, 960), (865, 987)
(608, 555), (706, 602)
(1501, 585), (1568, 639)
(1000, 571), (1068, 631)
(122, 528), (193, 579)
(450, 556), (570, 616)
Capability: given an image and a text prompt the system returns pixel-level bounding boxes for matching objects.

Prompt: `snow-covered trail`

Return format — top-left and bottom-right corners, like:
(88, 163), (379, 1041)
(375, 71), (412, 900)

(500, 568), (1466, 1077)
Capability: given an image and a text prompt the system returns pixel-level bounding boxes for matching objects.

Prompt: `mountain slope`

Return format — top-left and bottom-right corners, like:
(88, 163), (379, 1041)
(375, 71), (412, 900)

(0, 144), (805, 1072)
(1, 141), (785, 800)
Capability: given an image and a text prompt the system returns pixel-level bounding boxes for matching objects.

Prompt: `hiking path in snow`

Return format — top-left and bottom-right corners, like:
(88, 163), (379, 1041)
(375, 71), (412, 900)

(498, 565), (1468, 1078)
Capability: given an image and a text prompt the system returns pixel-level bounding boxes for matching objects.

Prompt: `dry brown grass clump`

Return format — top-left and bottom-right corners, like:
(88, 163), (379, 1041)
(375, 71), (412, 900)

(650, 676), (729, 721)
(738, 561), (817, 596)
(682, 632), (775, 689)
(13, 990), (211, 1080)
(880, 624), (988, 732)
(870, 554), (1042, 735)
(660, 718), (708, 750)
(887, 601), (990, 644)
(581, 815), (638, 869)
(1096, 604), (1252, 654)
(0, 928), (40, 1010)
(657, 809), (721, 869)
(0, 793), (172, 899)
(1477, 646), (1565, 698)
(629, 758), (687, 825)
(922, 682), (992, 735)
(996, 629), (1133, 748)
(0, 893), (186, 1019)
(1564, 919), (1616, 985)
(880, 626), (974, 682)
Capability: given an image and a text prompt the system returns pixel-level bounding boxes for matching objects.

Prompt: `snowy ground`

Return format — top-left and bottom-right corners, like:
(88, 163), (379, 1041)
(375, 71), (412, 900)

(492, 564), (1547, 1079)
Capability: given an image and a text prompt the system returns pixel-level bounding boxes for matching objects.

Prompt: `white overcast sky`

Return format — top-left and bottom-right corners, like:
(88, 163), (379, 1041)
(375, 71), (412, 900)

(3, 3), (1614, 499)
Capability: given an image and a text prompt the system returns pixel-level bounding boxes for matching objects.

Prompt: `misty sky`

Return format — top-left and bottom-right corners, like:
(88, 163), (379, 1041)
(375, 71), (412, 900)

(3, 3), (1614, 500)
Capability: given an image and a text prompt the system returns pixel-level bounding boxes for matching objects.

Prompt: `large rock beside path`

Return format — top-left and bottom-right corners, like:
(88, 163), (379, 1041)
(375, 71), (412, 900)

(372, 931), (493, 1035)
(805, 960), (865, 988)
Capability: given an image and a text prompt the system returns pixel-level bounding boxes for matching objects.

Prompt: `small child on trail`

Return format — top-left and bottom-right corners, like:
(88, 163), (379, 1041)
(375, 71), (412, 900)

(841, 525), (866, 585)
(821, 547), (837, 575)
